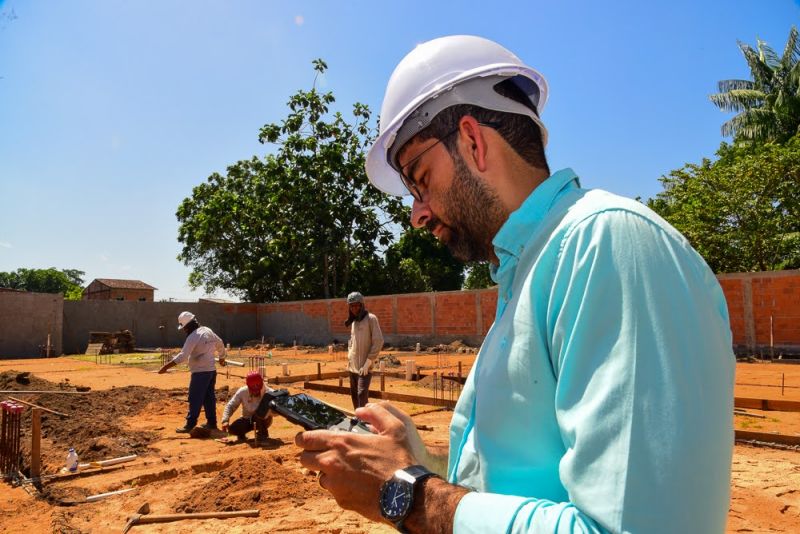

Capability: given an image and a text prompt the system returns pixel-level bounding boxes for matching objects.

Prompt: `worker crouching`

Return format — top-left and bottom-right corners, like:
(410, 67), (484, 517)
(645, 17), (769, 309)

(221, 371), (274, 445)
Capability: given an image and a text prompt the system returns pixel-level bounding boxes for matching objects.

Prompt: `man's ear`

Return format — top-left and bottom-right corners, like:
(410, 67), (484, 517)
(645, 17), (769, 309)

(458, 115), (488, 172)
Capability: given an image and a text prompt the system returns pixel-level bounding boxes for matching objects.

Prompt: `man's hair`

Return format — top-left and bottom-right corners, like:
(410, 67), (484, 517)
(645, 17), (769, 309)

(412, 79), (549, 173)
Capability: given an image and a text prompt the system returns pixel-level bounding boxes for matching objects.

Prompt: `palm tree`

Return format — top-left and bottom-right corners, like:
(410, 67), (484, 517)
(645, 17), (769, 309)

(710, 26), (800, 144)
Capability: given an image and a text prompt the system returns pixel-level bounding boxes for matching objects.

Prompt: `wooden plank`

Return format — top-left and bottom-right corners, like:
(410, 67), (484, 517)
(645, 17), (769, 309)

(85, 343), (104, 356)
(734, 397), (800, 412)
(735, 430), (800, 446)
(30, 409), (41, 479)
(8, 396), (68, 417)
(304, 382), (456, 408)
(0, 390), (89, 395)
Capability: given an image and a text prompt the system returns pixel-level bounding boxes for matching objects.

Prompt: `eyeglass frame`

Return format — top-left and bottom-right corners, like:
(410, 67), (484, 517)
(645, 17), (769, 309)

(396, 121), (501, 202)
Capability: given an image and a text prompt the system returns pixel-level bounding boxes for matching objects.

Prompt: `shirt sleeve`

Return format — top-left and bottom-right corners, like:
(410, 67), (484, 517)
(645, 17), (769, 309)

(367, 315), (383, 359)
(454, 209), (734, 533)
(171, 332), (199, 365)
(213, 331), (225, 357)
(222, 388), (243, 423)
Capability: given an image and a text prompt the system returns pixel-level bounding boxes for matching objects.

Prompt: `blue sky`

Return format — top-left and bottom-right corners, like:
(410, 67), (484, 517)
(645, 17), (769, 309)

(0, 1), (797, 301)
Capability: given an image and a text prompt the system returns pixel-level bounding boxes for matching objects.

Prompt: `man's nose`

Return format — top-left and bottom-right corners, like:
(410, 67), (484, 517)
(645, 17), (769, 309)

(410, 197), (432, 229)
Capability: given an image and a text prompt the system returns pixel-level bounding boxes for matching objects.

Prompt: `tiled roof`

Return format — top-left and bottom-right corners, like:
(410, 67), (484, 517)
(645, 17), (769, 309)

(91, 279), (157, 290)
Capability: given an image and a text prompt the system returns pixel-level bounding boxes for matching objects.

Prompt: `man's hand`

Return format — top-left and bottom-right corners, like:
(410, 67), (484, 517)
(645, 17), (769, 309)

(359, 358), (372, 376)
(221, 422), (229, 433)
(295, 401), (423, 522)
(157, 364), (169, 374)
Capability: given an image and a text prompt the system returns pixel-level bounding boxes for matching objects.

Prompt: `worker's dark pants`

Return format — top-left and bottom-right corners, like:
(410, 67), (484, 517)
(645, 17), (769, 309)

(349, 372), (372, 409)
(228, 414), (272, 440)
(186, 370), (217, 429)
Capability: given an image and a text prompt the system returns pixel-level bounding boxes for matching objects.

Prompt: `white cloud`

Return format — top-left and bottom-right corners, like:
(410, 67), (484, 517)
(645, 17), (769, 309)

(294, 15), (304, 26)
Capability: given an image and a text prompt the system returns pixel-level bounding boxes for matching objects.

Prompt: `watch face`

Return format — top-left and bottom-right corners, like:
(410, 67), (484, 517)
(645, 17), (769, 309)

(379, 479), (413, 521)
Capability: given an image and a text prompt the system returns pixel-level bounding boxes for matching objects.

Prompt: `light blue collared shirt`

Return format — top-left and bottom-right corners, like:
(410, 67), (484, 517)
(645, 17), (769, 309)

(449, 169), (734, 533)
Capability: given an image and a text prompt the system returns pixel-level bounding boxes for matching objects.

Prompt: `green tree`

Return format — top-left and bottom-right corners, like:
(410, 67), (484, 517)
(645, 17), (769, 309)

(710, 27), (800, 144)
(0, 267), (85, 299)
(177, 60), (405, 302)
(463, 262), (494, 289)
(647, 136), (800, 272)
(384, 227), (465, 293)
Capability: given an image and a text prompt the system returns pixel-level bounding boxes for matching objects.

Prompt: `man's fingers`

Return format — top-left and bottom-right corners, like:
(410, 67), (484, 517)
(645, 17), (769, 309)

(354, 402), (406, 434)
(294, 429), (338, 451)
(377, 402), (414, 425)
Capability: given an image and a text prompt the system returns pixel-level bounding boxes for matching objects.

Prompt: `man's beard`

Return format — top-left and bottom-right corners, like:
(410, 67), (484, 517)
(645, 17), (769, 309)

(426, 150), (508, 262)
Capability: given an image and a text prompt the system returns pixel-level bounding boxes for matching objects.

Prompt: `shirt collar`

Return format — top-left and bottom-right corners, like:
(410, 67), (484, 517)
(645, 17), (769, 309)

(490, 168), (580, 285)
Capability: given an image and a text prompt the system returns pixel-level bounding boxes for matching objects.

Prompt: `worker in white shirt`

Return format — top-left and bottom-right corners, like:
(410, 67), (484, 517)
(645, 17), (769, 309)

(158, 311), (226, 433)
(221, 371), (273, 444)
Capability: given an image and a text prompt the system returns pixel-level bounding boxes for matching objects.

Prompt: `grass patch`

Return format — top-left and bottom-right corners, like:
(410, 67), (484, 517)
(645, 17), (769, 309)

(66, 353), (163, 366)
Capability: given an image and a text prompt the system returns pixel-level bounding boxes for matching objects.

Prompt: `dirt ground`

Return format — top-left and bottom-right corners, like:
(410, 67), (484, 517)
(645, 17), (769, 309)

(0, 353), (798, 533)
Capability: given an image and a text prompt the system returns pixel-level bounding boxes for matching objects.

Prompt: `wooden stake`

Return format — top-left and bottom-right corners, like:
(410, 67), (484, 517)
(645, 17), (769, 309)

(30, 408), (41, 479)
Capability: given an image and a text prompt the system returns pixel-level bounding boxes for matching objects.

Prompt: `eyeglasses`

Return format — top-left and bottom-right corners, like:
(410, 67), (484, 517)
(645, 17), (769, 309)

(397, 121), (500, 201)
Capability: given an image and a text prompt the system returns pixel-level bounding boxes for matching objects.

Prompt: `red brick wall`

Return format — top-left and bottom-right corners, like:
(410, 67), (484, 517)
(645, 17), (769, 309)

(396, 294), (433, 335)
(257, 270), (800, 350)
(718, 270), (800, 351)
(718, 278), (746, 346)
(435, 292), (477, 335)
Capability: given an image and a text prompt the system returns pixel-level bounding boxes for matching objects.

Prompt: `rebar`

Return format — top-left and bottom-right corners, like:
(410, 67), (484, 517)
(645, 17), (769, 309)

(1, 401), (23, 481)
(249, 356), (266, 379)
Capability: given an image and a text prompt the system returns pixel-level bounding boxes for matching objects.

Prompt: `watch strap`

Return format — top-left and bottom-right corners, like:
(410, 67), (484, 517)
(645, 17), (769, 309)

(394, 465), (438, 533)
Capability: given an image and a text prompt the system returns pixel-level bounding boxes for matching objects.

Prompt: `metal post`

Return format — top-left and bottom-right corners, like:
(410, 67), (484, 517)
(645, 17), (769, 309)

(782, 373), (785, 396)
(770, 315), (774, 361)
(317, 363), (322, 380)
(381, 373), (385, 392)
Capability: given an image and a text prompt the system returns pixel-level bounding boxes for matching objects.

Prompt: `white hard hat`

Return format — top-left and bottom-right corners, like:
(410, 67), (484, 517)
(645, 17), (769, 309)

(366, 35), (549, 197)
(177, 311), (195, 330)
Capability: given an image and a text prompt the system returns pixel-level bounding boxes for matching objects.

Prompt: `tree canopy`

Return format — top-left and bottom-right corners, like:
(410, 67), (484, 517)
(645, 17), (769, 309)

(177, 60), (407, 302)
(0, 268), (85, 299)
(710, 26), (800, 144)
(647, 136), (800, 272)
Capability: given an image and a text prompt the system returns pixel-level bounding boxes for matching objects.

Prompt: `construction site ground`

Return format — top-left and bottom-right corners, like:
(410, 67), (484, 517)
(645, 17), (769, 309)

(0, 349), (798, 533)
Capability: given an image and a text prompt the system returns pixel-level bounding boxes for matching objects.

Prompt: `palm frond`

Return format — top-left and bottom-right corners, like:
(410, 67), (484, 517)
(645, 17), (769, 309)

(709, 89), (766, 112)
(757, 38), (781, 69)
(781, 26), (800, 70)
(739, 42), (776, 87)
(722, 108), (779, 141)
(717, 79), (755, 92)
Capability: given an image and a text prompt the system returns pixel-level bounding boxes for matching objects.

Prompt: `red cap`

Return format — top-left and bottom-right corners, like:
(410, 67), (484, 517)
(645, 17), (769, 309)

(246, 371), (264, 392)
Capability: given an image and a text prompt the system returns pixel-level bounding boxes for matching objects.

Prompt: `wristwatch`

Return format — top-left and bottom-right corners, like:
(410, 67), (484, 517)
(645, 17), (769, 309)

(378, 465), (438, 532)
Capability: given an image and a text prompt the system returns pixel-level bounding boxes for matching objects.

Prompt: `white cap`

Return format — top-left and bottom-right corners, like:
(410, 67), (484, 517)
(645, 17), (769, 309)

(177, 311), (195, 330)
(366, 35), (548, 197)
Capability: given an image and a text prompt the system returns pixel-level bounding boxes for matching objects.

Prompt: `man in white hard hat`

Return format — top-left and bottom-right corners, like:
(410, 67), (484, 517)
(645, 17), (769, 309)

(344, 291), (384, 409)
(297, 36), (734, 533)
(158, 311), (227, 434)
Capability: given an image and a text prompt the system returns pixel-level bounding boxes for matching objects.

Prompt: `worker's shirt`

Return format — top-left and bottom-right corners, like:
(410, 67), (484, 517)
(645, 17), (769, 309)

(449, 168), (734, 533)
(170, 326), (224, 373)
(347, 312), (383, 373)
(222, 385), (269, 422)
